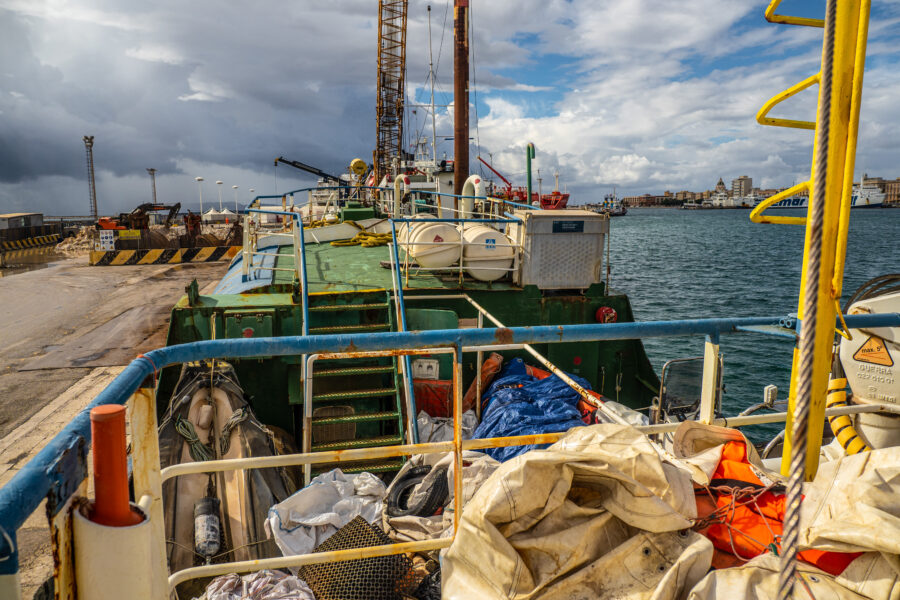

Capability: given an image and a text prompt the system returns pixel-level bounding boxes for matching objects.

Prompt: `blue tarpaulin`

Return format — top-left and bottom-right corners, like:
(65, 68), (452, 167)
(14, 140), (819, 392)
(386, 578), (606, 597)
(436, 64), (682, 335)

(472, 358), (588, 462)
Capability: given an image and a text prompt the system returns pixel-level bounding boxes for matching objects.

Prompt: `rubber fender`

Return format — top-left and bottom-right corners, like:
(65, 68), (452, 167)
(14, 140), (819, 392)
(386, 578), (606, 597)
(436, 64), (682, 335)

(386, 466), (449, 518)
(826, 377), (870, 455)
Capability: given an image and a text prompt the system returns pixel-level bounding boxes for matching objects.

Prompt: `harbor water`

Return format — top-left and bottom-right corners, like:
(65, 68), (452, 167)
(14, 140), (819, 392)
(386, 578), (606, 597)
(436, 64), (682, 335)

(610, 207), (899, 441)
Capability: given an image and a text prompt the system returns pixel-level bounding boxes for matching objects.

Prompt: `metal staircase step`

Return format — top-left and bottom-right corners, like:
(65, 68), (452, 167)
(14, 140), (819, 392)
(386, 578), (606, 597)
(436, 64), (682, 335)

(312, 387), (397, 402)
(307, 302), (390, 312)
(314, 365), (395, 377)
(312, 411), (399, 425)
(311, 434), (404, 452)
(308, 323), (391, 334)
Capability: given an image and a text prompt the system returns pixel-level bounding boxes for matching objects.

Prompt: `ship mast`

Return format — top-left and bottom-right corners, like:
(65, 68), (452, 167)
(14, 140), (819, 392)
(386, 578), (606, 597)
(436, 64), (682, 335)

(374, 0), (408, 185)
(427, 5), (438, 171)
(452, 0), (469, 196)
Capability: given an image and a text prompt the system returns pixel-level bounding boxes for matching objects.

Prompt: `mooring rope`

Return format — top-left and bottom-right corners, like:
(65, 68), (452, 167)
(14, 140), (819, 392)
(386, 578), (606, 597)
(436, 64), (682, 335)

(776, 0), (836, 597)
(175, 415), (214, 462)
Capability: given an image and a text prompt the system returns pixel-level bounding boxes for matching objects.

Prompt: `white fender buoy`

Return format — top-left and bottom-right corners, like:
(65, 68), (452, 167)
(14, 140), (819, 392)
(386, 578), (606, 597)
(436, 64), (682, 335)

(461, 175), (485, 219)
(393, 175), (410, 218)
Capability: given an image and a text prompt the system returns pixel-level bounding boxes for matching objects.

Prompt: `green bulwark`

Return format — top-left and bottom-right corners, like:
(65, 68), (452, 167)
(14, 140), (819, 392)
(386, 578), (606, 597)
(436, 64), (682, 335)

(158, 240), (660, 468)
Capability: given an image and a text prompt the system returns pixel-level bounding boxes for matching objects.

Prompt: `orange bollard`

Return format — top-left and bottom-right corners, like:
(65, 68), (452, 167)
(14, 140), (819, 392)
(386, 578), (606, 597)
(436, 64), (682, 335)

(89, 405), (143, 527)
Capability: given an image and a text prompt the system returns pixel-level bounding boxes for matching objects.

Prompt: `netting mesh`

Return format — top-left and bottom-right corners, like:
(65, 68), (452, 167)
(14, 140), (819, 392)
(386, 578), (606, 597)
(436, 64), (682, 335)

(298, 516), (419, 600)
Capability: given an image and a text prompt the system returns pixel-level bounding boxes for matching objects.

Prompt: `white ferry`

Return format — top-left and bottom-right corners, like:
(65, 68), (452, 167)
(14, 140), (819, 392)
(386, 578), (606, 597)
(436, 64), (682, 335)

(766, 183), (885, 208)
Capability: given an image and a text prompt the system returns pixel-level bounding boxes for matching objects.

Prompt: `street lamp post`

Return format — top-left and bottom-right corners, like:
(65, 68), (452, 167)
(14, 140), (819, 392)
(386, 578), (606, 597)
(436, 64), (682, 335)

(215, 180), (224, 211)
(194, 177), (204, 215)
(232, 185), (239, 213)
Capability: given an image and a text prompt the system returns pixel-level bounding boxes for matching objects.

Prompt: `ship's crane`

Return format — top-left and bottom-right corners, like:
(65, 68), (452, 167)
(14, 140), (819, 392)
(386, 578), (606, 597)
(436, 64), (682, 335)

(374, 0), (408, 184)
(274, 156), (343, 185)
(477, 155), (513, 196)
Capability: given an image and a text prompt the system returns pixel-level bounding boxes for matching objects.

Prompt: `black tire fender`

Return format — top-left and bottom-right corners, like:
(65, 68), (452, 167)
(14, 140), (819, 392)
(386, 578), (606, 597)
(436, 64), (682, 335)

(386, 465), (449, 518)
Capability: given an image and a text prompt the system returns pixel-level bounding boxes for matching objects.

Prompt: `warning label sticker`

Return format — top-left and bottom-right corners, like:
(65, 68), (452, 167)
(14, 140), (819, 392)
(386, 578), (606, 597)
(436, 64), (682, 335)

(853, 335), (894, 367)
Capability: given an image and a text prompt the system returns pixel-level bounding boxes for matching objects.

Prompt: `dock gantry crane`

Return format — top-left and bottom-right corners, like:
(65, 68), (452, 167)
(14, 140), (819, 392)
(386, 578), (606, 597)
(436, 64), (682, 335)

(374, 0), (408, 185)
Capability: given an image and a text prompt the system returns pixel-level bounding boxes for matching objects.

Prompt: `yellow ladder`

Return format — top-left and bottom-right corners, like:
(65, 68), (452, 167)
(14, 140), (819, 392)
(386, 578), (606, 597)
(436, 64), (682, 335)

(751, 0), (872, 479)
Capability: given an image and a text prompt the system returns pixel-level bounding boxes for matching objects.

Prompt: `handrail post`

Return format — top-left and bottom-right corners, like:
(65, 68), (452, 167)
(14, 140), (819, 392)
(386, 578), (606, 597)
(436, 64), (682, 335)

(241, 215), (250, 278)
(130, 386), (167, 600)
(388, 220), (419, 443)
(699, 334), (721, 424)
(302, 354), (319, 485)
(452, 347), (463, 534)
(475, 312), (484, 420)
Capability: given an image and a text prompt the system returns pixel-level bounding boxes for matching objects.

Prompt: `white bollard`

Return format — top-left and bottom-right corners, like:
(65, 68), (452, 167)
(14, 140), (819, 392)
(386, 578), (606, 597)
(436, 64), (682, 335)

(73, 502), (152, 600)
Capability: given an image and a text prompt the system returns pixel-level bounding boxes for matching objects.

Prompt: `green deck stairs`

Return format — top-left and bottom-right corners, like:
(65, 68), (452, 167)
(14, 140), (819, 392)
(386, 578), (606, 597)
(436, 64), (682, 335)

(305, 290), (406, 474)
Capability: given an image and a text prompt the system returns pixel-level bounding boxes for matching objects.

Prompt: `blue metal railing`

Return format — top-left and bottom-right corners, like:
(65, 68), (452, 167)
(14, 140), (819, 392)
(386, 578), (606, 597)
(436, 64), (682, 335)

(249, 185), (392, 207)
(246, 209), (310, 337)
(404, 188), (539, 214)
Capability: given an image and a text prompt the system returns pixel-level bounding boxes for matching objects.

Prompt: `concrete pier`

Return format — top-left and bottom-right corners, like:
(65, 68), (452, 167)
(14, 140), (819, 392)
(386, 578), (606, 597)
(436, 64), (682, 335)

(0, 255), (227, 597)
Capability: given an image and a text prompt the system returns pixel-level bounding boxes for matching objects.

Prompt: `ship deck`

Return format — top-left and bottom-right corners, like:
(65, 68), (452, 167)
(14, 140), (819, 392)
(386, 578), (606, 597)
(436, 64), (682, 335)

(216, 242), (519, 295)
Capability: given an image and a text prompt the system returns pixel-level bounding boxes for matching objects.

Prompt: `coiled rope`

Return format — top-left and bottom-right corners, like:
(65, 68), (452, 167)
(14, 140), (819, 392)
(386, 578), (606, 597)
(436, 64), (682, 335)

(777, 0), (836, 597)
(330, 231), (393, 247)
(219, 407), (249, 455)
(174, 415), (213, 462)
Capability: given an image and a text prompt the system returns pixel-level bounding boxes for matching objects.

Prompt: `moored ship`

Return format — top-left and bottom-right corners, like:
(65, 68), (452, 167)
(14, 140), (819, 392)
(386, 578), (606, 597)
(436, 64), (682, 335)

(1, 2), (899, 600)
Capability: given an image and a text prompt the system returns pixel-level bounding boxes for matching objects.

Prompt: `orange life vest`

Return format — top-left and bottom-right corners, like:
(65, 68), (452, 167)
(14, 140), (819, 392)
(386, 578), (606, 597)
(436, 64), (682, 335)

(695, 441), (861, 575)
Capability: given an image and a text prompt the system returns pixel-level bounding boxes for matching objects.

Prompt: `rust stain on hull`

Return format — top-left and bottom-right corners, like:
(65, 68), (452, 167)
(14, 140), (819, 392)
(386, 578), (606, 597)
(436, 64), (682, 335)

(494, 327), (514, 345)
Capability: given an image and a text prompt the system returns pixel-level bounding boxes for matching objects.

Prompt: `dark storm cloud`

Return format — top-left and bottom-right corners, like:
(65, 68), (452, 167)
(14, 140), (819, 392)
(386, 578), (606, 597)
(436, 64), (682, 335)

(0, 1), (378, 188)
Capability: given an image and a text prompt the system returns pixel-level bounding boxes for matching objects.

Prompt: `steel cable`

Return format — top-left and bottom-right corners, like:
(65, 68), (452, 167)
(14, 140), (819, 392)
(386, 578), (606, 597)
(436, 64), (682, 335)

(776, 0), (837, 597)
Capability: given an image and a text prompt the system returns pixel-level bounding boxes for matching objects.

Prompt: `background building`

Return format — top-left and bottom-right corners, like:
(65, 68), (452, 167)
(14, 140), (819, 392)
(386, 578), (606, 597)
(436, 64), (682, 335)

(731, 175), (752, 198)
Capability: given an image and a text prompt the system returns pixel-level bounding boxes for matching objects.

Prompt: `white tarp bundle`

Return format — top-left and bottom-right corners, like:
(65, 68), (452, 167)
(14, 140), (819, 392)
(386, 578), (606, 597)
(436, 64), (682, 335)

(196, 570), (315, 600)
(265, 469), (386, 558)
(416, 410), (478, 443)
(441, 424), (712, 599)
(443, 422), (900, 600)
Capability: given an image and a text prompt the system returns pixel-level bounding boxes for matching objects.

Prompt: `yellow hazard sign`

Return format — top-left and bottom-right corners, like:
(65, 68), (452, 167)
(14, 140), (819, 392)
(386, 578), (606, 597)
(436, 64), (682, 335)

(853, 335), (894, 367)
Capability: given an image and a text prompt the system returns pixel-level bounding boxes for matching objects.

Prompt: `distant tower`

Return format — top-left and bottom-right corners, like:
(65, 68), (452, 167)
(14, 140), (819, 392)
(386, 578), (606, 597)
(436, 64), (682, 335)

(146, 168), (158, 204)
(83, 136), (98, 219)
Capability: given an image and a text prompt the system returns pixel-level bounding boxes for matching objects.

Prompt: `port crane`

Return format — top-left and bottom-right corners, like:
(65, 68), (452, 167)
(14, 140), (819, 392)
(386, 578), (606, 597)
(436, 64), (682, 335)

(374, 0), (408, 184)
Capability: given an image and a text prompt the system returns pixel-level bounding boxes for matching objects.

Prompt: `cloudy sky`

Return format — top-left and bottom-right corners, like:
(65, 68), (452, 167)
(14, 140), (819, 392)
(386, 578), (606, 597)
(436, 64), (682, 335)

(1, 0), (898, 214)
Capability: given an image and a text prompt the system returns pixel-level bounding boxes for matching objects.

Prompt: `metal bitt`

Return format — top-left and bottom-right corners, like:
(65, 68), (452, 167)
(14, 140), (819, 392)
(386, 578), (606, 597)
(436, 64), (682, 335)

(453, 0), (469, 197)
